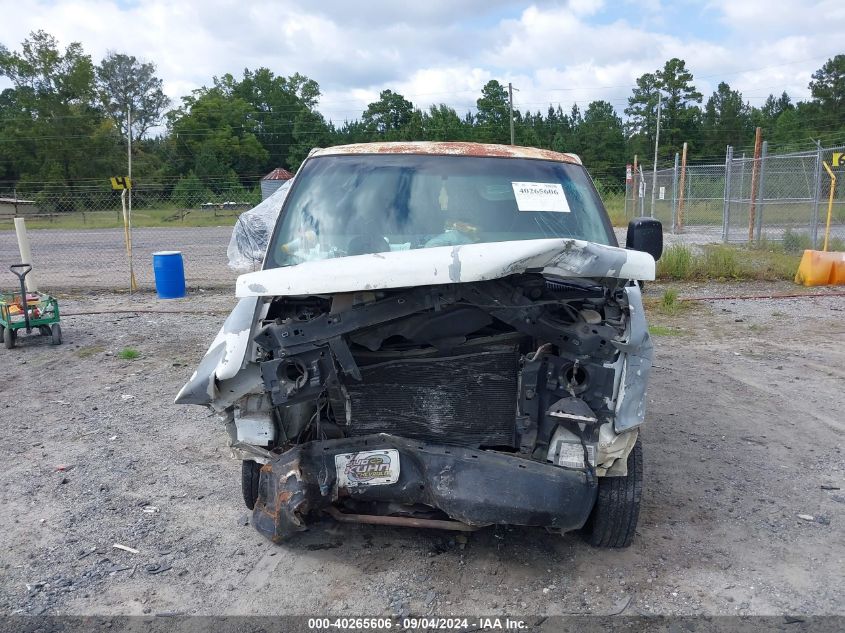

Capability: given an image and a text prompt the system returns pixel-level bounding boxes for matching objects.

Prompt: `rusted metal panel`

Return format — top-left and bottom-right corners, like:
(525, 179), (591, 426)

(324, 506), (477, 531)
(311, 141), (582, 164)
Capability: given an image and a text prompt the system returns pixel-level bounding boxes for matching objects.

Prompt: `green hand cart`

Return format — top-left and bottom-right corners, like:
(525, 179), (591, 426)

(0, 264), (62, 349)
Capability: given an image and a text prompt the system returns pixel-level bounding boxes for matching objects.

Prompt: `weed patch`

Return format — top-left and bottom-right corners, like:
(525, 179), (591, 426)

(657, 245), (694, 279)
(780, 230), (845, 254)
(118, 347), (140, 360)
(649, 325), (682, 336)
(659, 289), (684, 315)
(657, 244), (800, 281)
(76, 345), (105, 358)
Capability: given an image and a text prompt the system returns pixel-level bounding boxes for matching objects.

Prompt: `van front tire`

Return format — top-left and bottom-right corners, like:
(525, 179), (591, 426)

(582, 440), (642, 548)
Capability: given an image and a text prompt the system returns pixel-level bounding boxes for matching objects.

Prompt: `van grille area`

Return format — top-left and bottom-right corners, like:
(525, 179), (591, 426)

(334, 345), (519, 448)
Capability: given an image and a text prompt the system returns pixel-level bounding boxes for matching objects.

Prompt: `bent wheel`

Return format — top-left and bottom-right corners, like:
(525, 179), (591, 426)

(50, 323), (62, 345)
(241, 460), (262, 510)
(582, 440), (642, 548)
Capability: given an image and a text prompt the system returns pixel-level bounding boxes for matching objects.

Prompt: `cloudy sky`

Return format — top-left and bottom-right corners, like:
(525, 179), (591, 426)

(1, 0), (843, 124)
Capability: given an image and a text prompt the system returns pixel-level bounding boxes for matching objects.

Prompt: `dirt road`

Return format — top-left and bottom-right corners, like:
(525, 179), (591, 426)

(0, 282), (843, 618)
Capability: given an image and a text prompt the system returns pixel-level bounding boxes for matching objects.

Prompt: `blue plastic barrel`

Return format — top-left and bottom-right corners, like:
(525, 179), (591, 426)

(152, 251), (186, 299)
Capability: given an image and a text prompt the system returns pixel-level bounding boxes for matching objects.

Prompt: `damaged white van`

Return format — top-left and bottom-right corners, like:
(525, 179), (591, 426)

(176, 142), (663, 547)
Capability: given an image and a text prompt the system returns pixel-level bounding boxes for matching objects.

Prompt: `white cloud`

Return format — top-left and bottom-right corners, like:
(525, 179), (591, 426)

(568, 0), (606, 17)
(0, 0), (842, 127)
(710, 0), (845, 33)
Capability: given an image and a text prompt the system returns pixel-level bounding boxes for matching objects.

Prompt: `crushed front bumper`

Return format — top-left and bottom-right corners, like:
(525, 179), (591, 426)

(252, 434), (598, 543)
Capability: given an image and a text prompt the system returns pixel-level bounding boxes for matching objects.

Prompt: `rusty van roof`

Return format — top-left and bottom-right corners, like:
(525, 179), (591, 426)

(310, 142), (582, 164)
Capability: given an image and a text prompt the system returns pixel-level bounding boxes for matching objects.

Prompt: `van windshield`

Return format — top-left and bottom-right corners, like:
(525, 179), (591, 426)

(265, 153), (615, 267)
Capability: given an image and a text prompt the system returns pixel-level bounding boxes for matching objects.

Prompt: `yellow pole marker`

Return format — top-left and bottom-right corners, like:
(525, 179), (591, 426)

(822, 161), (836, 253)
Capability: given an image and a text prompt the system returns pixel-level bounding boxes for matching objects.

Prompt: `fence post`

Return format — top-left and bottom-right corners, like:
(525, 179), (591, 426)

(639, 165), (646, 214)
(722, 145), (733, 243)
(677, 142), (688, 232)
(632, 155), (639, 217)
(810, 141), (823, 249)
(623, 179), (629, 220)
(671, 152), (679, 233)
(13, 188), (18, 217)
(755, 140), (768, 243)
(747, 127), (762, 243)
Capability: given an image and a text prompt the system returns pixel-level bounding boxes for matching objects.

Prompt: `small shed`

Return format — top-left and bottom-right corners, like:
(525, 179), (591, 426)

(0, 197), (37, 217)
(260, 168), (294, 200)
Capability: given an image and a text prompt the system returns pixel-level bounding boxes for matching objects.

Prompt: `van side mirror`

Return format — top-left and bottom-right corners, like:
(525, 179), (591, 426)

(626, 217), (663, 261)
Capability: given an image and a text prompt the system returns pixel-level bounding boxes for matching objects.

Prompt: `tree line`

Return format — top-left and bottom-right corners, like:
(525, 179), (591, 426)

(1, 30), (843, 200)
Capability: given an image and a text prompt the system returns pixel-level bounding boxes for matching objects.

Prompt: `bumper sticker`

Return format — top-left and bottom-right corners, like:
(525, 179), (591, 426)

(335, 449), (400, 488)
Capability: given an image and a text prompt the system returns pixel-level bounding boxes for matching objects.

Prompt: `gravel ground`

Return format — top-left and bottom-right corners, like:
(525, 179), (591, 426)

(0, 281), (843, 618)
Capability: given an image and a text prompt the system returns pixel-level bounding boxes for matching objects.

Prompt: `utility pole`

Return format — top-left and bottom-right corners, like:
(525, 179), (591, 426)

(125, 103), (137, 292)
(127, 103), (132, 215)
(649, 96), (662, 218)
(508, 82), (517, 146)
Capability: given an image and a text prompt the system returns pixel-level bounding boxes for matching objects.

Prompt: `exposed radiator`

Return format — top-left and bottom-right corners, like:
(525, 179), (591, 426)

(333, 344), (519, 448)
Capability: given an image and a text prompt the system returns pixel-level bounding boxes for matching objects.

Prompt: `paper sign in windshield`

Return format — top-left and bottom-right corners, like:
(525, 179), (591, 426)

(511, 182), (570, 212)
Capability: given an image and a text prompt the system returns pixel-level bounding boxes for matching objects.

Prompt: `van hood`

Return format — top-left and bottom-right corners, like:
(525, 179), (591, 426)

(236, 238), (655, 298)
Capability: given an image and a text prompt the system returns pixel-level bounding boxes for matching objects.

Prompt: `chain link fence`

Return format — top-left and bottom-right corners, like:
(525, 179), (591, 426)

(625, 143), (845, 247)
(0, 177), (633, 292)
(0, 184), (260, 225)
(2, 144), (844, 291)
(0, 186), (261, 290)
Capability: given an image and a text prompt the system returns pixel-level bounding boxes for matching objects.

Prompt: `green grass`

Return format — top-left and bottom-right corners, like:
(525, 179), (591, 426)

(700, 245), (742, 278)
(6, 195), (843, 233)
(603, 193), (627, 227)
(601, 194), (845, 231)
(659, 289), (682, 315)
(75, 345), (106, 358)
(643, 287), (694, 318)
(658, 244), (695, 279)
(118, 347), (140, 360)
(0, 207), (242, 231)
(656, 244), (801, 281)
(674, 200), (845, 228)
(648, 325), (682, 336)
(780, 229), (845, 253)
